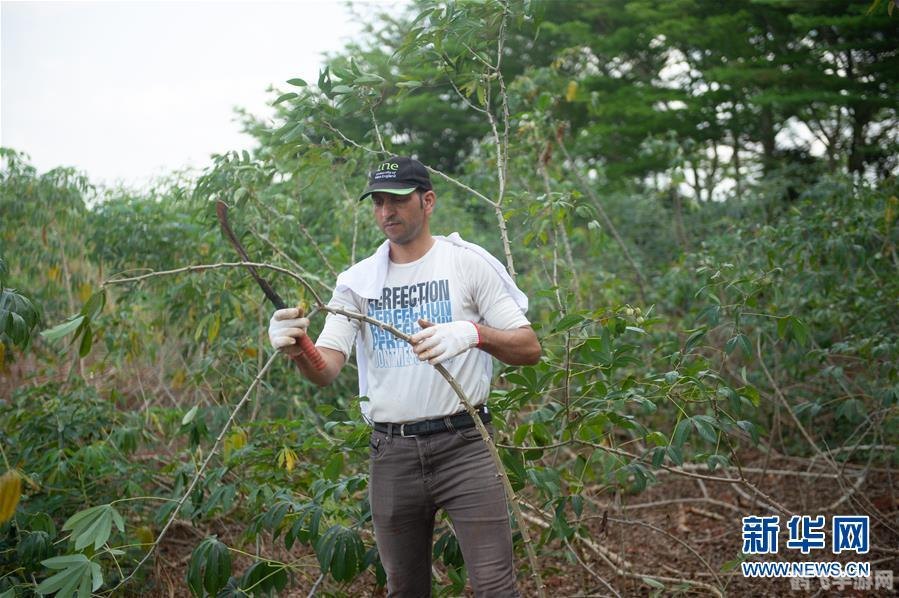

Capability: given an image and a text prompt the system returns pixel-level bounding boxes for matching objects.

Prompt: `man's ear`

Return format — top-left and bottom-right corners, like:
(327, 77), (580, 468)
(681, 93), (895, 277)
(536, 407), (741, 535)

(422, 189), (436, 213)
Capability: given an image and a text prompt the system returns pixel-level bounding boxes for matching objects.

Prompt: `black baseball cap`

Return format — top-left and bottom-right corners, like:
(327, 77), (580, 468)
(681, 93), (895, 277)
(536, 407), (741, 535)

(358, 156), (432, 201)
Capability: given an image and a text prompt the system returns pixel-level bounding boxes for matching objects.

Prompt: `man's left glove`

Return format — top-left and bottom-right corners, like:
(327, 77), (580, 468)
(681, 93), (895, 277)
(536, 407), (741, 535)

(411, 319), (480, 365)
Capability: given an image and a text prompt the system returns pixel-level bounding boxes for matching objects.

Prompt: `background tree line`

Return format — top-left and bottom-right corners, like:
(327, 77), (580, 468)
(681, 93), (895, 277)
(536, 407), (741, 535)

(2, 1), (897, 596)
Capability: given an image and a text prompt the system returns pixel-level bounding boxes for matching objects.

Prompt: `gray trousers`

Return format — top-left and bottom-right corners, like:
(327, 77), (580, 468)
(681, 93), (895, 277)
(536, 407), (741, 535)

(368, 423), (520, 597)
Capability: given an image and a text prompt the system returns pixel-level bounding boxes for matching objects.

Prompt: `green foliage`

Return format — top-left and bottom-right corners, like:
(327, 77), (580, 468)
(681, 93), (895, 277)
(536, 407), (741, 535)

(34, 555), (102, 598)
(0, 286), (40, 351)
(314, 525), (365, 582)
(62, 504), (125, 552)
(239, 560), (288, 596)
(187, 536), (232, 597)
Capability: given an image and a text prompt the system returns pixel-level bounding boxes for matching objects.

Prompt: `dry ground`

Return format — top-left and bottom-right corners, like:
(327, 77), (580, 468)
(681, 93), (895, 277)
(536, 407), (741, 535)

(137, 450), (898, 597)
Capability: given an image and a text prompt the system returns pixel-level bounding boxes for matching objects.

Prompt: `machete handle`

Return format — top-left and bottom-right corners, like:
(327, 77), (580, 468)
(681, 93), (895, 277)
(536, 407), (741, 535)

(293, 306), (326, 371)
(296, 334), (327, 371)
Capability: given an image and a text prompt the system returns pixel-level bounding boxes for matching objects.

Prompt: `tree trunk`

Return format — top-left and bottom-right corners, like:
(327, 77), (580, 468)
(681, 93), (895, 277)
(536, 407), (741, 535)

(759, 106), (777, 174)
(731, 130), (743, 201)
(848, 105), (871, 175)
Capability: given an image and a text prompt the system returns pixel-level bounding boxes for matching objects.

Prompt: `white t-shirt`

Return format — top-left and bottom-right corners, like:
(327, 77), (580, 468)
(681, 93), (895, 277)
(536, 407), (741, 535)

(316, 238), (531, 423)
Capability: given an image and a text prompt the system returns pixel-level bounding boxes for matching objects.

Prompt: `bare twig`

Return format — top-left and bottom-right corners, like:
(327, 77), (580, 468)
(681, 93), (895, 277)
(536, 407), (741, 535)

(250, 195), (339, 279)
(369, 106), (387, 153)
(248, 226), (332, 292)
(103, 261), (326, 308)
(426, 166), (498, 208)
(306, 572), (325, 598)
(618, 497), (741, 515)
(562, 536), (622, 598)
(447, 77), (490, 115)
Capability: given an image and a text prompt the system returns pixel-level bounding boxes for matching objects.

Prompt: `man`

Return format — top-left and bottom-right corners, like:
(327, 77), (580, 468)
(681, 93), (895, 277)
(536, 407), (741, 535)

(268, 156), (540, 596)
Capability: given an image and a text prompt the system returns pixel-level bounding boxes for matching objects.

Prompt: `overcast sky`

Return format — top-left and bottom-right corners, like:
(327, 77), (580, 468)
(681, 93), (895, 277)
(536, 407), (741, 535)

(2, 1), (381, 189)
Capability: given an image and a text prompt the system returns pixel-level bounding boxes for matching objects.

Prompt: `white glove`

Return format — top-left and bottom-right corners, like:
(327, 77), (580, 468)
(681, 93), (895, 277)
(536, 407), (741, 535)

(410, 319), (480, 365)
(268, 308), (310, 357)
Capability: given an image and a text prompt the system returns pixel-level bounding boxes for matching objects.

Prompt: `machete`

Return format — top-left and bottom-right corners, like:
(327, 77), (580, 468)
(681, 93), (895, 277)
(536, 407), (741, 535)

(215, 200), (326, 371)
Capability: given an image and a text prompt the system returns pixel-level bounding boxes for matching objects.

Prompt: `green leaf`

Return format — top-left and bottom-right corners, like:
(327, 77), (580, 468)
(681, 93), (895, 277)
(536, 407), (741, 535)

(789, 316), (809, 346)
(724, 335), (739, 354)
(182, 405), (199, 426)
(667, 445), (684, 466)
(81, 291), (105, 319)
(651, 446), (666, 467)
(317, 66), (331, 92)
(42, 554), (90, 570)
(721, 554), (746, 571)
(207, 313), (220, 344)
(644, 431), (667, 447)
(552, 313), (584, 333)
(62, 505), (122, 551)
(315, 525), (364, 582)
(692, 416), (718, 444)
(737, 420), (760, 444)
(74, 509), (111, 551)
(776, 316), (788, 340)
(672, 418), (691, 448)
(241, 561), (287, 595)
(78, 322), (92, 357)
(285, 502), (323, 549)
(642, 577), (665, 589)
(396, 80), (422, 89)
(40, 315), (85, 342)
(36, 554), (96, 597)
(476, 83), (487, 106)
(282, 124), (306, 143)
(286, 78), (307, 87)
(17, 530), (53, 565)
(331, 85), (353, 95)
(273, 92), (298, 105)
(323, 453), (344, 481)
(355, 74), (385, 84)
(684, 328), (706, 353)
(29, 512), (58, 538)
(1, 288), (41, 347)
(187, 536), (232, 597)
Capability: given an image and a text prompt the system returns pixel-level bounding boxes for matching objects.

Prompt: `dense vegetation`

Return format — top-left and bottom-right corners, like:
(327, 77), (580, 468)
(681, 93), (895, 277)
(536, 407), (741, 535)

(2, 1), (897, 596)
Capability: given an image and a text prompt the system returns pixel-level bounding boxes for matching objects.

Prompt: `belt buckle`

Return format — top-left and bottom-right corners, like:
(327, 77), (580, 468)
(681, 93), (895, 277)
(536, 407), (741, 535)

(400, 423), (416, 438)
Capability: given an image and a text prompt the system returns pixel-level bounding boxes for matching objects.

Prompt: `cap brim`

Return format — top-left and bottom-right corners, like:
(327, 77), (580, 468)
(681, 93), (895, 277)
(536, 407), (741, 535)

(358, 184), (418, 201)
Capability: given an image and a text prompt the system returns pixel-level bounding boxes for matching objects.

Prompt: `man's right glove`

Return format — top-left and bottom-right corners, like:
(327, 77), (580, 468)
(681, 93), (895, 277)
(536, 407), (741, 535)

(268, 308), (310, 357)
